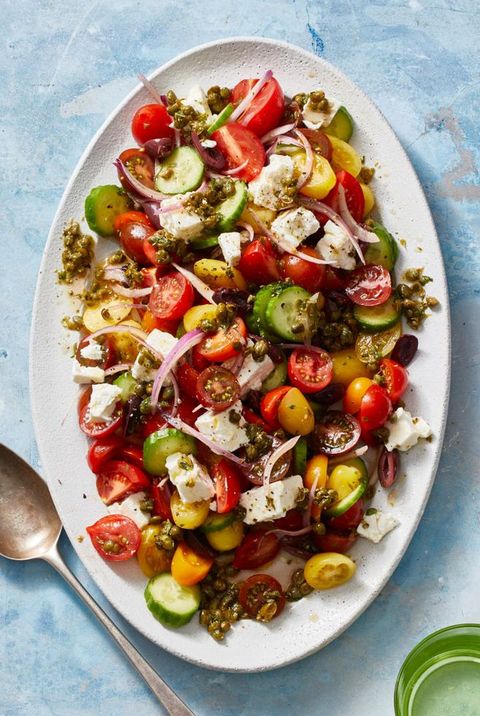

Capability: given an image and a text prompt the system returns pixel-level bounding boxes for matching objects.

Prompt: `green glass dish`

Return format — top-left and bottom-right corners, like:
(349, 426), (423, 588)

(394, 624), (480, 716)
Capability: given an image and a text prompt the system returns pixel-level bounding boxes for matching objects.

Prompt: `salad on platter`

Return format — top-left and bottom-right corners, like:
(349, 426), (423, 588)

(59, 70), (438, 640)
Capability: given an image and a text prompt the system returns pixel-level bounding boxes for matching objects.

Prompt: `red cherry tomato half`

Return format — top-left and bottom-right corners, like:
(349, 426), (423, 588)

(239, 574), (285, 620)
(242, 407), (273, 434)
(231, 77), (285, 137)
(113, 210), (153, 234)
(196, 365), (240, 412)
(78, 388), (124, 439)
(118, 444), (144, 469)
(87, 435), (124, 473)
(322, 266), (347, 294)
(288, 348), (333, 394)
(176, 362), (200, 400)
(119, 221), (155, 264)
(379, 358), (409, 403)
(211, 122), (265, 182)
(140, 412), (168, 439)
(86, 514), (141, 561)
(359, 384), (392, 431)
(345, 264), (392, 307)
(327, 498), (365, 531)
(313, 410), (361, 455)
(151, 478), (173, 521)
(131, 103), (174, 146)
(298, 129), (332, 161)
(260, 386), (291, 429)
(233, 530), (280, 570)
(95, 459), (151, 506)
(280, 247), (325, 293)
(76, 335), (116, 370)
(313, 530), (357, 554)
(317, 170), (364, 224)
(148, 271), (194, 320)
(118, 148), (155, 188)
(211, 459), (242, 513)
(239, 238), (281, 285)
(197, 317), (247, 362)
(273, 508), (304, 531)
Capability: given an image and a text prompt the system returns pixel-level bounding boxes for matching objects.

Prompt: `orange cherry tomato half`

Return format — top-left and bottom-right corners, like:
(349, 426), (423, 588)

(260, 386), (291, 429)
(197, 317), (247, 362)
(171, 542), (214, 586)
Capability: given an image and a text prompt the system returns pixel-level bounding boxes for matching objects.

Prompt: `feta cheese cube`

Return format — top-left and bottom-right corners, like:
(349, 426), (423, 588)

(80, 341), (104, 361)
(109, 491), (150, 529)
(248, 154), (295, 210)
(302, 98), (338, 130)
(72, 359), (105, 385)
(357, 510), (399, 543)
(271, 207), (320, 250)
(88, 383), (122, 423)
(316, 220), (356, 270)
(194, 400), (249, 452)
(218, 232), (242, 266)
(240, 475), (304, 525)
(184, 85), (212, 119)
(165, 452), (215, 504)
(131, 329), (177, 382)
(385, 407), (432, 452)
(159, 196), (204, 240)
(234, 348), (275, 396)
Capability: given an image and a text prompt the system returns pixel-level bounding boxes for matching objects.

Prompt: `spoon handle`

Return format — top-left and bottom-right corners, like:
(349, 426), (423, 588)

(44, 544), (195, 716)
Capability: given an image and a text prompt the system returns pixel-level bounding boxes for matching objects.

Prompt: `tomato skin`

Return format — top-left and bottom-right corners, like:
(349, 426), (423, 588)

(239, 238), (281, 285)
(233, 530), (280, 570)
(359, 384), (392, 430)
(76, 335), (116, 370)
(231, 77), (285, 137)
(317, 170), (365, 224)
(273, 508), (304, 531)
(96, 459), (151, 505)
(260, 386), (291, 429)
(176, 363), (200, 400)
(131, 103), (174, 145)
(313, 530), (357, 554)
(118, 148), (155, 188)
(141, 309), (178, 335)
(140, 412), (168, 439)
(171, 542), (214, 586)
(87, 435), (124, 473)
(114, 211), (153, 234)
(343, 377), (375, 415)
(119, 221), (155, 264)
(280, 247), (326, 293)
(118, 444), (144, 469)
(345, 264), (392, 307)
(288, 348), (333, 394)
(78, 388), (124, 439)
(197, 317), (247, 362)
(211, 122), (266, 182)
(379, 358), (409, 403)
(151, 478), (173, 521)
(87, 515), (141, 561)
(322, 266), (347, 294)
(239, 574), (286, 620)
(242, 407), (273, 433)
(148, 272), (195, 320)
(196, 365), (240, 412)
(211, 459), (242, 513)
(327, 498), (365, 531)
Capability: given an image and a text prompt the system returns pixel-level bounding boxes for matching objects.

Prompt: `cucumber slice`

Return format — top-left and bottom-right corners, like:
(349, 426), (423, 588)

(294, 437), (308, 475)
(201, 511), (236, 534)
(145, 573), (201, 628)
(84, 185), (131, 237)
(252, 282), (288, 341)
(364, 222), (398, 270)
(354, 297), (400, 333)
(324, 458), (368, 518)
(217, 181), (247, 231)
(261, 357), (287, 392)
(265, 286), (312, 341)
(207, 103), (234, 134)
(143, 428), (197, 476)
(113, 372), (137, 403)
(324, 106), (354, 142)
(155, 147), (205, 195)
(190, 235), (219, 250)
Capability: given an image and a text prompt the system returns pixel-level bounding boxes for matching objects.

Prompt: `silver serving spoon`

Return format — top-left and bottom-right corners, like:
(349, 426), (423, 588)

(0, 444), (194, 716)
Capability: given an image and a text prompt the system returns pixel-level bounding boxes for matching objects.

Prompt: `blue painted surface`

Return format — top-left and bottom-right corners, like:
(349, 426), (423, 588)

(1, 1), (480, 714)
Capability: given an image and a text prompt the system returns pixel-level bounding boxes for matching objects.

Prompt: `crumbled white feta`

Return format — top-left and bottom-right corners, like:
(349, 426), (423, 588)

(131, 329), (178, 382)
(218, 232), (242, 266)
(385, 407), (432, 452)
(234, 348), (275, 396)
(240, 475), (304, 525)
(357, 510), (399, 543)
(271, 206), (320, 250)
(316, 220), (356, 270)
(109, 491), (150, 529)
(159, 196), (204, 240)
(88, 383), (122, 423)
(72, 359), (105, 385)
(165, 452), (215, 504)
(80, 341), (104, 361)
(184, 85), (212, 119)
(302, 98), (338, 130)
(194, 400), (249, 452)
(248, 154), (295, 210)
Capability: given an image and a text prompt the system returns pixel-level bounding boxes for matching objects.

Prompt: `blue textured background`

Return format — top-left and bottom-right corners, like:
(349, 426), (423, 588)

(1, 1), (480, 714)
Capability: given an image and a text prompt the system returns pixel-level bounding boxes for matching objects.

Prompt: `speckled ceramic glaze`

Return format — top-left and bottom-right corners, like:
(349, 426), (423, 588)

(30, 37), (450, 672)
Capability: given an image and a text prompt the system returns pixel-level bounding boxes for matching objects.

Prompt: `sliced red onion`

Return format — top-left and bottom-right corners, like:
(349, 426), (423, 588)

(143, 202), (163, 229)
(260, 122), (297, 144)
(111, 284), (153, 298)
(169, 373), (180, 418)
(138, 74), (165, 105)
(115, 159), (168, 203)
(266, 139), (279, 158)
(230, 70), (273, 123)
(103, 266), (127, 283)
(293, 129), (314, 189)
(222, 159), (249, 176)
(267, 525), (313, 538)
(86, 324), (148, 345)
(274, 135), (303, 148)
(263, 435), (300, 487)
(143, 137), (174, 160)
(158, 200), (184, 214)
(228, 350), (245, 376)
(337, 185), (379, 244)
(280, 245), (332, 265)
(303, 476), (319, 527)
(236, 221), (255, 242)
(299, 196), (365, 264)
(173, 127), (181, 148)
(192, 403), (204, 414)
(191, 131), (226, 170)
(150, 328), (204, 408)
(104, 302), (148, 313)
(329, 444), (369, 466)
(172, 262), (215, 303)
(104, 362), (134, 376)
(162, 414), (246, 466)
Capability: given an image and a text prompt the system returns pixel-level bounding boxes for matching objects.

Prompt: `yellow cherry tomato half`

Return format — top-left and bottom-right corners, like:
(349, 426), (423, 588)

(292, 151), (337, 200)
(171, 542), (214, 586)
(343, 377), (375, 414)
(82, 299), (132, 333)
(183, 304), (219, 333)
(331, 348), (373, 386)
(304, 552), (356, 590)
(328, 136), (362, 177)
(170, 491), (211, 530)
(277, 387), (315, 436)
(194, 258), (247, 291)
(327, 463), (363, 501)
(240, 202), (277, 232)
(205, 521), (244, 551)
(304, 454), (329, 491)
(360, 182), (375, 218)
(136, 524), (172, 578)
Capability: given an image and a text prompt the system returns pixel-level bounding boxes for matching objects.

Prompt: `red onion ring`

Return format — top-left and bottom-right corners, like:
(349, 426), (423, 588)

(266, 139), (279, 158)
(260, 122), (297, 144)
(150, 329), (204, 408)
(191, 131), (226, 170)
(169, 373), (180, 418)
(104, 362), (134, 376)
(299, 196), (365, 264)
(337, 185), (379, 243)
(115, 159), (168, 203)
(263, 435), (300, 487)
(102, 266), (128, 283)
(162, 414), (246, 466)
(173, 127), (182, 148)
(171, 263), (215, 303)
(230, 70), (273, 123)
(111, 284), (153, 298)
(293, 129), (314, 189)
(143, 202), (163, 229)
(236, 221), (255, 242)
(138, 74), (165, 105)
(222, 159), (249, 176)
(267, 525), (313, 538)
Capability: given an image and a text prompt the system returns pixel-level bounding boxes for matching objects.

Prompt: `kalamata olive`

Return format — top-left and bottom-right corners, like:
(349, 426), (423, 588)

(212, 288), (249, 315)
(312, 382), (345, 405)
(390, 334), (418, 367)
(124, 395), (141, 436)
(244, 389), (262, 414)
(327, 291), (351, 307)
(378, 447), (399, 488)
(266, 343), (285, 364)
